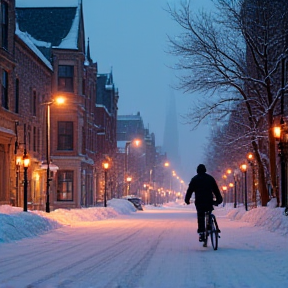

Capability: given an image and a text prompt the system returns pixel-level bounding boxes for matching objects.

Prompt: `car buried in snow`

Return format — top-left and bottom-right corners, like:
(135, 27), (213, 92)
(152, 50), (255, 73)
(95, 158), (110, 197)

(123, 196), (144, 210)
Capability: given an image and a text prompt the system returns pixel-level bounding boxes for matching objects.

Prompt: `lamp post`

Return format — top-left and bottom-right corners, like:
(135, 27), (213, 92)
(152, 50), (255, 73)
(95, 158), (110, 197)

(43, 97), (65, 213)
(23, 154), (30, 212)
(247, 152), (257, 208)
(274, 124), (287, 207)
(15, 156), (22, 207)
(143, 184), (149, 204)
(103, 161), (110, 207)
(229, 183), (234, 204)
(126, 176), (132, 196)
(233, 169), (240, 208)
(124, 139), (140, 195)
(240, 163), (248, 211)
(222, 185), (227, 206)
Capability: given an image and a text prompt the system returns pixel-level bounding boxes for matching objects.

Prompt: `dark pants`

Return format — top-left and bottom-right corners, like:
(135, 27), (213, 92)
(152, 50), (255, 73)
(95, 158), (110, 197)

(197, 209), (212, 233)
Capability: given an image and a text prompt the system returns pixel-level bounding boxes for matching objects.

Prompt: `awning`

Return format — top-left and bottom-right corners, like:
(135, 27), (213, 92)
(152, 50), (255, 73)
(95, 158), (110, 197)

(40, 162), (59, 171)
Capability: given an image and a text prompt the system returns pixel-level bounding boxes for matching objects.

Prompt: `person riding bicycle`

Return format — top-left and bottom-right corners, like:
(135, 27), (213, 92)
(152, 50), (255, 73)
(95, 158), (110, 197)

(185, 164), (223, 242)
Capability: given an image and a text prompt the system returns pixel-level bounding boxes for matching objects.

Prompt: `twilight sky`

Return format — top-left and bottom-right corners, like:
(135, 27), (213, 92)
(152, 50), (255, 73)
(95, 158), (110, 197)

(16, 0), (213, 182)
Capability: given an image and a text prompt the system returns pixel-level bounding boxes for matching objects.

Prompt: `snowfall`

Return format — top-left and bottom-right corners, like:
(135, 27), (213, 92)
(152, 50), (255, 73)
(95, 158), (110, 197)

(0, 198), (288, 288)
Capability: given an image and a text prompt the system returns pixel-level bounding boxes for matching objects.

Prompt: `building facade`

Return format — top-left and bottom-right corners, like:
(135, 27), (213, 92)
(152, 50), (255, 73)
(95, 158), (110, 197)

(0, 0), (119, 210)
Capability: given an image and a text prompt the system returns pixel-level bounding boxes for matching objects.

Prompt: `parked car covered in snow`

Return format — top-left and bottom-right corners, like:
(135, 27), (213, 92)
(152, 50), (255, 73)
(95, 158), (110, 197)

(122, 196), (144, 210)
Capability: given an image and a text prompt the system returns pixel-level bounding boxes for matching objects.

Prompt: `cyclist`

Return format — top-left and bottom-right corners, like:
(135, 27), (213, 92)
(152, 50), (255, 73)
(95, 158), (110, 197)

(185, 164), (223, 242)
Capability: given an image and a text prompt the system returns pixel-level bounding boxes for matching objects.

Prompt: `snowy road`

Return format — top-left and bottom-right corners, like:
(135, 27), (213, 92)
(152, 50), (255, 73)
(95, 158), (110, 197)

(1, 206), (288, 288)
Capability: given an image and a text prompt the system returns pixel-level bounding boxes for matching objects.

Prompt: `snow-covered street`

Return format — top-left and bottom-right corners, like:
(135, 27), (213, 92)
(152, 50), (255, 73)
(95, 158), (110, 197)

(1, 201), (288, 288)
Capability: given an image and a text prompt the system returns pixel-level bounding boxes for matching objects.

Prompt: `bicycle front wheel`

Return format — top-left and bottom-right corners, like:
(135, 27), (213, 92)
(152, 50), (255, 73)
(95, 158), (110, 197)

(210, 215), (218, 250)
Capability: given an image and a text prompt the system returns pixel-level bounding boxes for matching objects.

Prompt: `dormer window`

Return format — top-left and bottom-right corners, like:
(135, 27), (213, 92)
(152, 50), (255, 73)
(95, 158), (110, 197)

(58, 65), (74, 92)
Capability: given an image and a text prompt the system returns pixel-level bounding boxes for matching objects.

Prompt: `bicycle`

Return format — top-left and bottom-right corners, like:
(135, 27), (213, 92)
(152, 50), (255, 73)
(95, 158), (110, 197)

(202, 210), (220, 250)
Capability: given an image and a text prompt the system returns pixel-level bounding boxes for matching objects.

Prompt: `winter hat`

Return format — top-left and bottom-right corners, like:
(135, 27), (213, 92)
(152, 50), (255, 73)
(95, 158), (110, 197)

(197, 164), (206, 174)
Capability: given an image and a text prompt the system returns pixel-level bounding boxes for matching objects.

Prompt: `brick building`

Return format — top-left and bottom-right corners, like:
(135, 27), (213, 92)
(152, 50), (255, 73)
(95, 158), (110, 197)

(0, 0), (18, 205)
(95, 71), (119, 203)
(116, 112), (169, 203)
(0, 0), (119, 210)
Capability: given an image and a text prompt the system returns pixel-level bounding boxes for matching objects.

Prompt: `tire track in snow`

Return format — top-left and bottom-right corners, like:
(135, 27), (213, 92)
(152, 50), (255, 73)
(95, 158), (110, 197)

(0, 223), (143, 286)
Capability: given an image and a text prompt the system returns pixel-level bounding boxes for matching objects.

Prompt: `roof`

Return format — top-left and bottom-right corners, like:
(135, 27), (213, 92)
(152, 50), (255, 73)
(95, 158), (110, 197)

(96, 72), (116, 113)
(15, 23), (53, 70)
(16, 6), (80, 50)
(117, 113), (145, 141)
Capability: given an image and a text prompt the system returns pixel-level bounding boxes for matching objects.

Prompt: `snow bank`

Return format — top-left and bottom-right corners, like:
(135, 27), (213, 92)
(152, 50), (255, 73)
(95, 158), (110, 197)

(0, 199), (136, 243)
(0, 206), (60, 243)
(227, 203), (288, 236)
(1, 198), (288, 244)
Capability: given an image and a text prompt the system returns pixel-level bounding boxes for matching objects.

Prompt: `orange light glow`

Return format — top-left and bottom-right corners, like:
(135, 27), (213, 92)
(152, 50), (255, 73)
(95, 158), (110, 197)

(102, 162), (109, 170)
(240, 164), (247, 172)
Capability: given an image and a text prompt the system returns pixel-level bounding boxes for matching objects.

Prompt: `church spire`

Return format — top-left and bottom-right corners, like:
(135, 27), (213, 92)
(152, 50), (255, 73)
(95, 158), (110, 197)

(87, 37), (92, 63)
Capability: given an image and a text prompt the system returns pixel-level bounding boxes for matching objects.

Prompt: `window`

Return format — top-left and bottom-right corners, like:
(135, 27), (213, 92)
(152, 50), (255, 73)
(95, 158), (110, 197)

(58, 65), (74, 92)
(1, 70), (8, 109)
(57, 121), (73, 150)
(57, 170), (73, 201)
(15, 79), (19, 113)
(1, 1), (8, 49)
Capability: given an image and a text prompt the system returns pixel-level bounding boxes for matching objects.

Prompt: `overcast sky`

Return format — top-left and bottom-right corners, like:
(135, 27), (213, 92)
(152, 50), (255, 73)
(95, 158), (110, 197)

(16, 0), (213, 182)
(83, 0), (214, 182)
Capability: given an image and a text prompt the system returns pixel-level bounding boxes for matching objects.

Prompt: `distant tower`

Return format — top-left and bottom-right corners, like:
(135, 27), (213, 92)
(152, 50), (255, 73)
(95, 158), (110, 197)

(163, 90), (181, 168)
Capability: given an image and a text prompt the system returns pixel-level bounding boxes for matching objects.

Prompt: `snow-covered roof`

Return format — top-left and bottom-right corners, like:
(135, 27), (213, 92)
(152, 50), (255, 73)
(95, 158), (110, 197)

(15, 23), (53, 70)
(55, 4), (80, 50)
(16, 4), (80, 52)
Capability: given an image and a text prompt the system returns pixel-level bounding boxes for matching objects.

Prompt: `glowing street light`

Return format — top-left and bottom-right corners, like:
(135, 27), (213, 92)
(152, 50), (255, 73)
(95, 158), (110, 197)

(126, 176), (132, 196)
(240, 163), (248, 211)
(43, 96), (65, 213)
(102, 161), (110, 207)
(23, 154), (30, 212)
(164, 161), (170, 167)
(124, 139), (141, 195)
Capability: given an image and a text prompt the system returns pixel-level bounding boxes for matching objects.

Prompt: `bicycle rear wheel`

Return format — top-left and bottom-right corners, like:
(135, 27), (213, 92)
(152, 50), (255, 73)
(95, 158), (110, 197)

(210, 215), (218, 250)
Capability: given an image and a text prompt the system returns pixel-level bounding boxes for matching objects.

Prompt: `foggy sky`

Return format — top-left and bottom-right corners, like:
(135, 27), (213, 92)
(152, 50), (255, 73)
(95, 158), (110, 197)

(16, 0), (212, 182)
(83, 0), (213, 182)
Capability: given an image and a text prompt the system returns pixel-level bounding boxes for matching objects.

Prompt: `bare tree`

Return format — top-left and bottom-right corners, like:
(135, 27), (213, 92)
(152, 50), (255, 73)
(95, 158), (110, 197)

(167, 0), (288, 206)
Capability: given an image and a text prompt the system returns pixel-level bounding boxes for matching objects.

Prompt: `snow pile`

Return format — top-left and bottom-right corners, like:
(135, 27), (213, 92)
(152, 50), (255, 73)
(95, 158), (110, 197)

(0, 206), (60, 243)
(0, 199), (136, 243)
(227, 202), (288, 236)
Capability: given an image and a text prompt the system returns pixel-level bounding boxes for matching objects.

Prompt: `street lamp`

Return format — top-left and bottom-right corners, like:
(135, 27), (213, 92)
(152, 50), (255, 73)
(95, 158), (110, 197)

(273, 123), (287, 208)
(222, 185), (227, 206)
(126, 176), (132, 196)
(43, 96), (65, 213)
(164, 161), (170, 167)
(247, 152), (257, 208)
(124, 139), (141, 195)
(233, 169), (241, 208)
(240, 163), (248, 211)
(23, 154), (30, 212)
(103, 161), (110, 207)
(15, 156), (22, 207)
(229, 182), (234, 204)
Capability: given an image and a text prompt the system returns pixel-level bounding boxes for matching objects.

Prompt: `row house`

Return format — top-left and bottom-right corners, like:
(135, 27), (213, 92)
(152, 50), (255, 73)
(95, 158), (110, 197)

(0, 0), (118, 210)
(116, 112), (171, 203)
(95, 71), (118, 204)
(0, 0), (53, 207)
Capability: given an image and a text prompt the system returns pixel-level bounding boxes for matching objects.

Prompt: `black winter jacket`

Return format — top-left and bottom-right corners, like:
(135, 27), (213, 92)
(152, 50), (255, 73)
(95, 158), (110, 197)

(185, 172), (223, 211)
